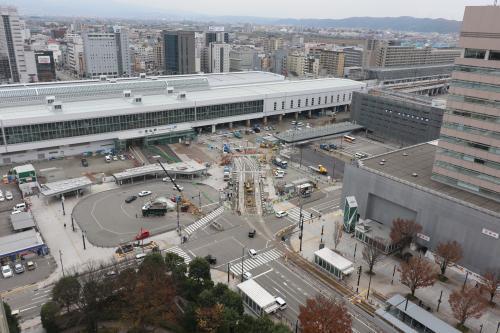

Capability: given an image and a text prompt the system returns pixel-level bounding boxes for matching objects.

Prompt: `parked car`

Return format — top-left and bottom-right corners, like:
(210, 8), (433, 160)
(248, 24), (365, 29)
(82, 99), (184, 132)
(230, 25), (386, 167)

(275, 211), (288, 218)
(125, 195), (137, 203)
(81, 158), (89, 167)
(105, 155), (112, 163)
(14, 263), (24, 274)
(0, 195), (4, 202)
(11, 210), (22, 215)
(275, 297), (287, 310)
(119, 155), (126, 160)
(138, 191), (152, 197)
(13, 203), (26, 211)
(173, 186), (183, 192)
(1, 265), (13, 278)
(248, 229), (256, 238)
(162, 177), (172, 182)
(243, 271), (253, 280)
(5, 191), (13, 200)
(112, 155), (118, 161)
(26, 261), (36, 271)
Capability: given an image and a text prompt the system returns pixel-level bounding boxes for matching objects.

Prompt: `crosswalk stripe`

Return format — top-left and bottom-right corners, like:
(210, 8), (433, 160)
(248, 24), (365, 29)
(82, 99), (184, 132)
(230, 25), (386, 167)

(164, 246), (192, 265)
(285, 207), (314, 224)
(185, 206), (224, 235)
(229, 249), (282, 275)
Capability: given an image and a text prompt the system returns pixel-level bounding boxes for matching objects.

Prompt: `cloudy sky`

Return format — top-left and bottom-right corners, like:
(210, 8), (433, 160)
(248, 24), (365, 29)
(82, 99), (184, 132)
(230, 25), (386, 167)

(117, 0), (488, 20)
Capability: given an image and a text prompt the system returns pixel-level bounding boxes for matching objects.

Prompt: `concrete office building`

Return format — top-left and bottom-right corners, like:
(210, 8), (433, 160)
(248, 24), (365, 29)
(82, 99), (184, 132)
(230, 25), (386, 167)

(208, 43), (230, 73)
(374, 42), (461, 68)
(432, 6), (500, 203)
(65, 34), (84, 77)
(0, 6), (28, 83)
(0, 72), (365, 165)
(82, 26), (131, 78)
(342, 142), (499, 274)
(287, 52), (305, 76)
(270, 49), (287, 76)
(163, 31), (196, 75)
(205, 31), (228, 46)
(351, 89), (445, 145)
(363, 64), (454, 85)
(229, 45), (261, 72)
(341, 46), (363, 68)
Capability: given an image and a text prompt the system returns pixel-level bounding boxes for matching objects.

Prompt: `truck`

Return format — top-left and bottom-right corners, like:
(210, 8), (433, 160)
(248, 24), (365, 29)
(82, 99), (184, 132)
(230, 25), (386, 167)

(297, 183), (313, 198)
(233, 130), (242, 139)
(223, 166), (231, 181)
(272, 157), (288, 169)
(309, 164), (328, 175)
(142, 197), (172, 216)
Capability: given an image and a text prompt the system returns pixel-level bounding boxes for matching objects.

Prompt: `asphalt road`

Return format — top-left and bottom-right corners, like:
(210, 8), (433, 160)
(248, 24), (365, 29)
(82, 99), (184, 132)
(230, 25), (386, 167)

(73, 180), (220, 247)
(291, 144), (346, 179)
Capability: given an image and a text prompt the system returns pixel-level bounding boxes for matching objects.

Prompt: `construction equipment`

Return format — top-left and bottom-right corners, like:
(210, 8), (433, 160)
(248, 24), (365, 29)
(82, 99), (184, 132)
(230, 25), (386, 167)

(309, 164), (328, 175)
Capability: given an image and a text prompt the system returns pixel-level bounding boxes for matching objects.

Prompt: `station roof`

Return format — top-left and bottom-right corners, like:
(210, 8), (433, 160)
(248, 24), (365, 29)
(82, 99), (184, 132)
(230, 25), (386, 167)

(314, 247), (354, 274)
(360, 142), (500, 216)
(113, 160), (206, 181)
(12, 164), (35, 174)
(376, 294), (461, 333)
(40, 176), (92, 197)
(0, 76), (365, 123)
(10, 211), (36, 231)
(237, 279), (276, 308)
(275, 122), (364, 143)
(0, 229), (45, 258)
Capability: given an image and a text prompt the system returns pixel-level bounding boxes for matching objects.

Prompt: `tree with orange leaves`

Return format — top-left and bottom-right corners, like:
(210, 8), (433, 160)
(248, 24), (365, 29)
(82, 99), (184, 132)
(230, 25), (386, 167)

(389, 218), (422, 253)
(434, 240), (462, 277)
(481, 270), (500, 304)
(399, 256), (436, 297)
(298, 294), (351, 333)
(449, 286), (487, 329)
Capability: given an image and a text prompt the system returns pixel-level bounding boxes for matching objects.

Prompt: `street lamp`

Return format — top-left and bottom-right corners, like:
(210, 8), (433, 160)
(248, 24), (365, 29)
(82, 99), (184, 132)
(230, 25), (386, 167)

(241, 247), (246, 281)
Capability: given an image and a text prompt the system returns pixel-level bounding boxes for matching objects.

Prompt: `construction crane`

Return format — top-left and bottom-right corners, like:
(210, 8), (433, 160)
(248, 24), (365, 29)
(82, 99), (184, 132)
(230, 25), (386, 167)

(157, 160), (182, 194)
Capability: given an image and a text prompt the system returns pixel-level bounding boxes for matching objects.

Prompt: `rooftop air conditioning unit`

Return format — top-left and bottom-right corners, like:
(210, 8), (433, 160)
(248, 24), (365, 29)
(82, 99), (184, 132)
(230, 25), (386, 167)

(166, 87), (174, 94)
(46, 96), (56, 105)
(177, 92), (187, 99)
(123, 90), (132, 98)
(99, 75), (107, 81)
(139, 73), (146, 79)
(52, 101), (63, 112)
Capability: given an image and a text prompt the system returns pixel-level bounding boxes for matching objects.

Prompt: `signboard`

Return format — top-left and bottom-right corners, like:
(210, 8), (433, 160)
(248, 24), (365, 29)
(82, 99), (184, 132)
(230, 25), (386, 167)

(37, 56), (51, 64)
(208, 26), (225, 32)
(416, 233), (430, 242)
(482, 228), (499, 239)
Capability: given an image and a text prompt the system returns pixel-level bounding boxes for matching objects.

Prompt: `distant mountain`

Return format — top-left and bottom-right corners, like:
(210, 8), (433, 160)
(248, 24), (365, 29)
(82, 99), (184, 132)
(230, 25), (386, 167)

(4, 0), (461, 33)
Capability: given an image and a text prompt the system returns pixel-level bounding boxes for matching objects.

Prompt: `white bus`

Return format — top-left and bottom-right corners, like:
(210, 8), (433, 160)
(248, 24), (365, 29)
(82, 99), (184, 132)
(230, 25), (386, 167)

(343, 135), (356, 143)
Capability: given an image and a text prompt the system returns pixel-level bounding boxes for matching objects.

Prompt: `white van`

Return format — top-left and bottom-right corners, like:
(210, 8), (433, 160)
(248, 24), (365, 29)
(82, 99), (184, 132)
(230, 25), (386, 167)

(13, 203), (26, 211)
(248, 249), (257, 258)
(354, 152), (368, 159)
(275, 296), (287, 310)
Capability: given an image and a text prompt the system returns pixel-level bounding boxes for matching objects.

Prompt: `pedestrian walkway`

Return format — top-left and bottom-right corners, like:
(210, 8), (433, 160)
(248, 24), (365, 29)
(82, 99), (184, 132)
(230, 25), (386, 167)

(229, 248), (282, 276)
(164, 246), (192, 265)
(285, 206), (314, 224)
(184, 206), (224, 235)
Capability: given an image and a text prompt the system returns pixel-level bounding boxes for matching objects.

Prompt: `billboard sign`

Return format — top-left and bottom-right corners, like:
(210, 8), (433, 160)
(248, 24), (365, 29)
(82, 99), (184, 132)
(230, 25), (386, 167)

(37, 56), (51, 64)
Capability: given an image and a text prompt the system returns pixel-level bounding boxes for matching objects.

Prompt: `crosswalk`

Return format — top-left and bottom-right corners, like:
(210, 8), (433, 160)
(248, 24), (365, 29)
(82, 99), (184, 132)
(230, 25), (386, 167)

(286, 207), (314, 224)
(184, 206), (224, 235)
(229, 248), (282, 276)
(164, 246), (192, 265)
(310, 199), (341, 215)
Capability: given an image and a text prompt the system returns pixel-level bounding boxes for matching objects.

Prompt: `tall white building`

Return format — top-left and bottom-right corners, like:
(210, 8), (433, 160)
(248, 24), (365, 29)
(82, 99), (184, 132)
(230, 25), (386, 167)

(82, 26), (131, 78)
(208, 43), (230, 73)
(65, 33), (84, 77)
(0, 6), (28, 83)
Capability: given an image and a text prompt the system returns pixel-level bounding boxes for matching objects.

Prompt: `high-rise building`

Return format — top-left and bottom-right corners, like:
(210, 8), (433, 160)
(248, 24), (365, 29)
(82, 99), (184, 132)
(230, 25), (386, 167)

(65, 33), (84, 77)
(319, 49), (345, 77)
(205, 31), (228, 46)
(208, 43), (230, 73)
(341, 46), (363, 68)
(82, 26), (131, 78)
(162, 31), (196, 75)
(432, 6), (500, 203)
(34, 50), (56, 82)
(374, 42), (461, 68)
(286, 52), (305, 77)
(153, 39), (163, 72)
(270, 49), (287, 76)
(0, 6), (28, 83)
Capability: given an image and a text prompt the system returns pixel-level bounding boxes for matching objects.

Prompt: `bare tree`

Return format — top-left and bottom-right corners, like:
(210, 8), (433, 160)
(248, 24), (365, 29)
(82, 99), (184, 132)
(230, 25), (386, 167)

(449, 286), (487, 329)
(389, 218), (422, 253)
(399, 256), (437, 297)
(481, 270), (500, 304)
(434, 240), (462, 277)
(362, 240), (383, 275)
(332, 221), (343, 251)
(299, 294), (351, 333)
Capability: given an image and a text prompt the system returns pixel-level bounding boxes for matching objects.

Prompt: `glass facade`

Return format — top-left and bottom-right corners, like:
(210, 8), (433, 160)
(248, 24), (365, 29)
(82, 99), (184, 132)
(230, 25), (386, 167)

(2, 100), (263, 145)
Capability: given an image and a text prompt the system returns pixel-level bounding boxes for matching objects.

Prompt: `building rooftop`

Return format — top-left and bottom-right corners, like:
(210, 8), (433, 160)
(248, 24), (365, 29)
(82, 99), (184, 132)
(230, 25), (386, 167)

(10, 211), (36, 231)
(237, 279), (276, 308)
(0, 76), (365, 123)
(275, 122), (364, 143)
(360, 142), (500, 216)
(40, 176), (93, 197)
(0, 229), (44, 257)
(314, 247), (354, 273)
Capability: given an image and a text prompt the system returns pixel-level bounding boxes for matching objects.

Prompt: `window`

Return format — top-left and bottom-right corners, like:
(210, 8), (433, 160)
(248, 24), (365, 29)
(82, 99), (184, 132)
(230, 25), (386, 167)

(311, 98), (315, 106)
(305, 98), (309, 106)
(337, 95), (340, 102)
(343, 94), (346, 102)
(488, 50), (500, 61)
(330, 95), (334, 103)
(298, 99), (301, 107)
(273, 102), (277, 111)
(324, 96), (327, 104)
(464, 48), (486, 59)
(282, 101), (285, 110)
(318, 97), (321, 105)
(290, 100), (294, 108)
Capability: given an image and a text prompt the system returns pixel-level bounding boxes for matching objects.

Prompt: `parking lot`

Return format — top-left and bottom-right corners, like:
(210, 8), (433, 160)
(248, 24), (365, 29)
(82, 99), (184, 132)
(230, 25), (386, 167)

(1, 256), (56, 293)
(73, 180), (221, 247)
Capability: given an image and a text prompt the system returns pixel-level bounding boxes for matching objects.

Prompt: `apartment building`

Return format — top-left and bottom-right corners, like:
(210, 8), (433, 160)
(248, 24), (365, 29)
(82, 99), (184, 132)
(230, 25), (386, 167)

(374, 42), (461, 67)
(208, 42), (230, 73)
(432, 5), (500, 203)
(0, 6), (28, 83)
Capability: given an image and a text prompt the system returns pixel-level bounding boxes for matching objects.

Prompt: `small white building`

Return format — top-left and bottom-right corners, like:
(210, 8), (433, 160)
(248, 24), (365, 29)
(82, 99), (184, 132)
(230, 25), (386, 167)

(314, 247), (354, 280)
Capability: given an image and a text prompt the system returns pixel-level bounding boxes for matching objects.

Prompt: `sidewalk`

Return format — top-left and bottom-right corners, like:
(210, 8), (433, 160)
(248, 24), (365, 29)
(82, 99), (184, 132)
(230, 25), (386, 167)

(289, 210), (500, 333)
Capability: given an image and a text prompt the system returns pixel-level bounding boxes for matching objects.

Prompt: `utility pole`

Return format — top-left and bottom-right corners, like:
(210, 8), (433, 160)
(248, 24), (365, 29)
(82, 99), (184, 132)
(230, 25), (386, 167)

(227, 263), (230, 283)
(436, 290), (443, 312)
(241, 247), (245, 281)
(61, 195), (65, 216)
(366, 272), (372, 299)
(299, 197), (304, 252)
(479, 324), (483, 333)
(299, 146), (303, 169)
(462, 271), (469, 290)
(353, 243), (357, 262)
(391, 264), (396, 284)
(59, 250), (65, 277)
(356, 266), (362, 293)
(198, 192), (202, 212)
(82, 231), (86, 250)
(71, 215), (75, 232)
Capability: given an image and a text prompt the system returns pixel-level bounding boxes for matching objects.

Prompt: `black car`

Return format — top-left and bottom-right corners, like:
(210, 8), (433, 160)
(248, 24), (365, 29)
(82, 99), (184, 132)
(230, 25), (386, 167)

(81, 158), (88, 167)
(205, 255), (217, 265)
(125, 195), (137, 203)
(248, 229), (256, 238)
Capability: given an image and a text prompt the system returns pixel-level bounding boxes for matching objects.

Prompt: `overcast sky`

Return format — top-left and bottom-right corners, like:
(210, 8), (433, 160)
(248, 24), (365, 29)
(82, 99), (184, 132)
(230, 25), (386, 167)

(117, 0), (489, 20)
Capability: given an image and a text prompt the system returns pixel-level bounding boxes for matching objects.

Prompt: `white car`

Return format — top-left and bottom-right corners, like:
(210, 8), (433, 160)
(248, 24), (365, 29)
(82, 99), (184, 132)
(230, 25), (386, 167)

(173, 186), (183, 192)
(112, 155), (118, 161)
(275, 211), (288, 218)
(11, 210), (22, 215)
(5, 191), (13, 200)
(138, 190), (152, 197)
(1, 265), (13, 278)
(243, 271), (253, 280)
(248, 249), (257, 258)
(274, 172), (284, 178)
(162, 177), (172, 182)
(119, 155), (126, 160)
